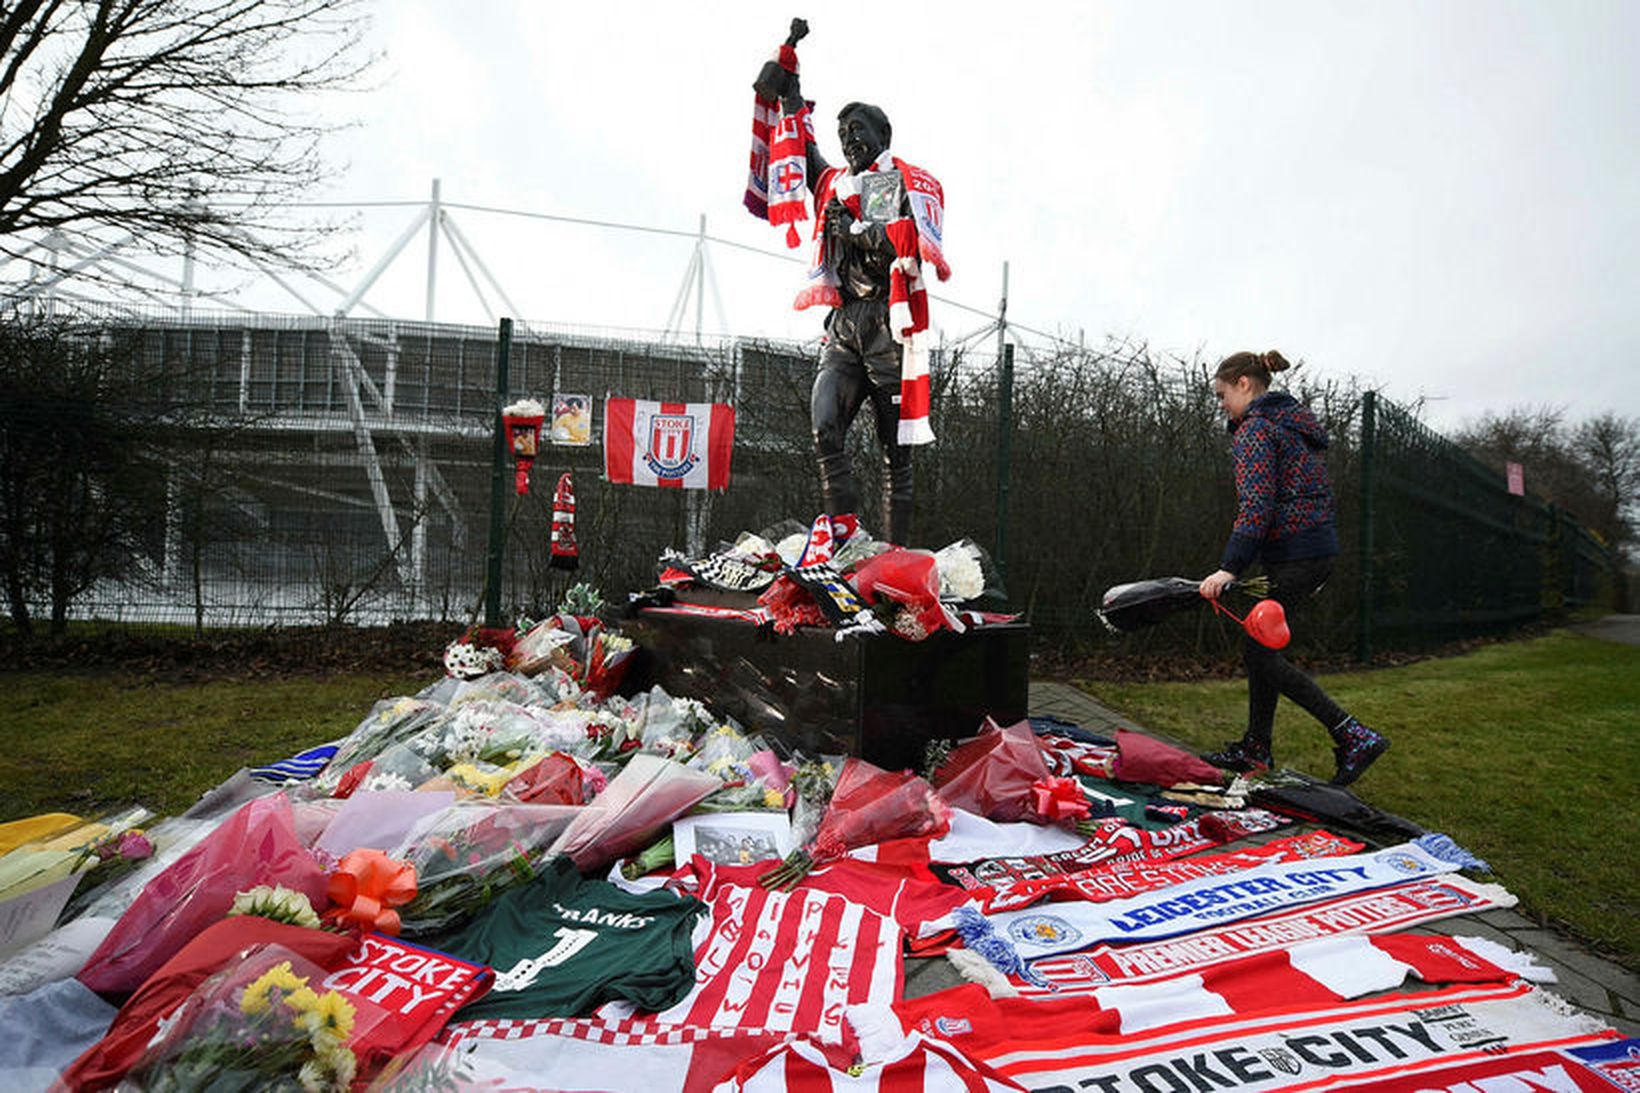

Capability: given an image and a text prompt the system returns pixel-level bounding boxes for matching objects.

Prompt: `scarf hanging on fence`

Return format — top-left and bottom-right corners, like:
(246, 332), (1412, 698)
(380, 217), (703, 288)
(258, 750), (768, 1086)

(550, 471), (578, 570)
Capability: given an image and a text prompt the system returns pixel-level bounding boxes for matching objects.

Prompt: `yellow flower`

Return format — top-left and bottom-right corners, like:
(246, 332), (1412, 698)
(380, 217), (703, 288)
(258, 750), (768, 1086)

(241, 961), (308, 1015)
(284, 985), (321, 1015)
(763, 788), (786, 809)
(309, 990), (357, 1038)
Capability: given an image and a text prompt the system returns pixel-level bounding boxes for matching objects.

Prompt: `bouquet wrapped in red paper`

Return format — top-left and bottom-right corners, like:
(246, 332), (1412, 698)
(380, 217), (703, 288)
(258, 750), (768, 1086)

(933, 719), (1051, 823)
(761, 758), (950, 889)
(933, 718), (1094, 828)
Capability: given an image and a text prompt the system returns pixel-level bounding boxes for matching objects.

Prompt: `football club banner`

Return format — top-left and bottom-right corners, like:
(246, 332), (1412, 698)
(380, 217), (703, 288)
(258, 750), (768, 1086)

(604, 398), (735, 490)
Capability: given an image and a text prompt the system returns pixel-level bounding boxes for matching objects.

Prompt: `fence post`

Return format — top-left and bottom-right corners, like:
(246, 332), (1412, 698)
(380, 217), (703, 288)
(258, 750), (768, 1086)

(1356, 390), (1376, 662)
(484, 317), (514, 627)
(994, 342), (1015, 581)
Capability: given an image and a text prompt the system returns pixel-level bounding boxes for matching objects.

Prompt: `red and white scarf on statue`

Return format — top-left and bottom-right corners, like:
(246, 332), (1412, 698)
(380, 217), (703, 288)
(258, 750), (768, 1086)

(795, 151), (949, 446)
(743, 43), (813, 248)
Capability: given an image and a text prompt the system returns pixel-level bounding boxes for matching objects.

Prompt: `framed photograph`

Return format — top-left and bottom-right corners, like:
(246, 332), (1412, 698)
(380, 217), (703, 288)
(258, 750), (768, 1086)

(672, 811), (793, 867)
(550, 392), (593, 446)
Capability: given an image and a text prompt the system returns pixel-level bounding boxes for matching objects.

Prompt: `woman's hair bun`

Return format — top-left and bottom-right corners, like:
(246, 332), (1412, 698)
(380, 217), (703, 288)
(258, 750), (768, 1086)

(1261, 350), (1292, 373)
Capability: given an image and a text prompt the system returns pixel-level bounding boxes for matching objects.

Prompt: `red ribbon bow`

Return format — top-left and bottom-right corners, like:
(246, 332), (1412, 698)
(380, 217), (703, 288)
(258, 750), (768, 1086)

(325, 849), (418, 936)
(1031, 777), (1092, 822)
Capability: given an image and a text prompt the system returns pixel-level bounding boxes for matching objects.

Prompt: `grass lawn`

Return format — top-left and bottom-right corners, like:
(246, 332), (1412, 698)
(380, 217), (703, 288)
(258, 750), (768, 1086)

(0, 671), (423, 819)
(1076, 630), (1640, 968)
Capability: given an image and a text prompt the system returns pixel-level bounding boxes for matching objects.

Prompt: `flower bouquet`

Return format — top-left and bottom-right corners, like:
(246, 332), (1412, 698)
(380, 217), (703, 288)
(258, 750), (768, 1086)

(850, 547), (959, 641)
(312, 698), (447, 795)
(760, 758), (951, 890)
(933, 720), (1055, 824)
(548, 753), (722, 872)
(120, 949), (362, 1092)
(687, 725), (793, 813)
(1096, 574), (1271, 634)
(389, 802), (579, 937)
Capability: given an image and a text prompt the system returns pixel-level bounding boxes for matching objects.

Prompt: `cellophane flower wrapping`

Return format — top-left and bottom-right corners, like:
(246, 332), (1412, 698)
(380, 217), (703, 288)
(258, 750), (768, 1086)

(312, 697), (446, 795)
(932, 719), (1055, 824)
(807, 758), (951, 864)
(502, 751), (596, 804)
(506, 618), (577, 677)
(757, 574), (828, 634)
(1096, 576), (1207, 633)
(78, 794), (329, 995)
(119, 945), (373, 1093)
(849, 548), (954, 641)
(632, 686), (719, 760)
(447, 670), (557, 708)
(686, 726), (793, 812)
(786, 755), (845, 850)
(547, 754), (722, 873)
(388, 802), (580, 937)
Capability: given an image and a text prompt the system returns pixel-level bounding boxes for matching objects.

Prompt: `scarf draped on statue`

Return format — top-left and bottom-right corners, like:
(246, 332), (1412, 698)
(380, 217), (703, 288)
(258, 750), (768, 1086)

(796, 151), (948, 446)
(741, 35), (947, 448)
(743, 41), (812, 248)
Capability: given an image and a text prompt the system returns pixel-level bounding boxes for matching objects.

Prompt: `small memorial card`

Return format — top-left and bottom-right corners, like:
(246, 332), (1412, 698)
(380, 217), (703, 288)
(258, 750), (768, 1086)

(551, 393), (592, 446)
(859, 169), (904, 225)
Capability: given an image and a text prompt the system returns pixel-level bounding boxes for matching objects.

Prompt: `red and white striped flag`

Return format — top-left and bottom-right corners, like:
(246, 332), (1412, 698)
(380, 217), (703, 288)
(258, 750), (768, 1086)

(604, 398), (735, 490)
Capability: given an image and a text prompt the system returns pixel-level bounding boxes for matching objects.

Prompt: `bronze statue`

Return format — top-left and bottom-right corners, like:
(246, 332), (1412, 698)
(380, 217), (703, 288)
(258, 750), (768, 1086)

(752, 19), (948, 547)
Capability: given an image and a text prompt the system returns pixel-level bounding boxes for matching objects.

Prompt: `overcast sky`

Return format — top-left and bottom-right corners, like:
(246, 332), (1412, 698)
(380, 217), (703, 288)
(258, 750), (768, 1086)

(203, 1), (1638, 431)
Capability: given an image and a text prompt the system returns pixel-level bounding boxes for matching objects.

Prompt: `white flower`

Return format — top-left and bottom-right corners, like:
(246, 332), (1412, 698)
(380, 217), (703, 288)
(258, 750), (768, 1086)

(934, 541), (985, 601)
(229, 884), (320, 929)
(502, 397), (546, 417)
(361, 771), (413, 793)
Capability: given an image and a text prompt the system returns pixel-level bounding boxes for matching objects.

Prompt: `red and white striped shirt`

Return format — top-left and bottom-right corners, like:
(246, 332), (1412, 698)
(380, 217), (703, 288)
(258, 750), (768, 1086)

(599, 858), (971, 1046)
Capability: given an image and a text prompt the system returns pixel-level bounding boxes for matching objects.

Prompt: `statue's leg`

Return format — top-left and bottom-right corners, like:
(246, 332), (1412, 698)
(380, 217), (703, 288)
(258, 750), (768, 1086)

(811, 316), (870, 520)
(860, 316), (914, 545)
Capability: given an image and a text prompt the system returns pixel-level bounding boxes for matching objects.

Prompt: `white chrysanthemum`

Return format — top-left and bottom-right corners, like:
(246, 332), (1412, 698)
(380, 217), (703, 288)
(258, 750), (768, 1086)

(934, 541), (985, 601)
(361, 771), (413, 793)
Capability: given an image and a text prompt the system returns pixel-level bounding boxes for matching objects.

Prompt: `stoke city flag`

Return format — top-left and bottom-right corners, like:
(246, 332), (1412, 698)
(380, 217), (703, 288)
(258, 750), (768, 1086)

(603, 398), (735, 490)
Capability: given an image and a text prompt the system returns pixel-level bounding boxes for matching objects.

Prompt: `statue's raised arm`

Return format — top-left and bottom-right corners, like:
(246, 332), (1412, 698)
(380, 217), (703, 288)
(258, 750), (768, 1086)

(752, 18), (829, 188)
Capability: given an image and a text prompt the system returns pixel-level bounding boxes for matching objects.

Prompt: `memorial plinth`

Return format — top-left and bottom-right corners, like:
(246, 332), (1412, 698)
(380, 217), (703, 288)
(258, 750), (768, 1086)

(620, 608), (1029, 772)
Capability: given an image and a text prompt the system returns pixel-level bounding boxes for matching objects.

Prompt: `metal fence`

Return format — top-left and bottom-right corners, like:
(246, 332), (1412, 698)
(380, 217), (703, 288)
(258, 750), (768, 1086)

(0, 302), (1616, 654)
(1355, 392), (1615, 657)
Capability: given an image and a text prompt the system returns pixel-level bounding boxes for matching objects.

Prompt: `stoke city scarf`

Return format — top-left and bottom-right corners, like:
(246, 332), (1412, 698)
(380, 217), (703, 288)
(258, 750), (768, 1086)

(940, 808), (1291, 892)
(955, 838), (1484, 975)
(744, 40), (811, 248)
(975, 829), (1364, 914)
(983, 981), (1617, 1093)
(865, 932), (1539, 1064)
(795, 150), (948, 446)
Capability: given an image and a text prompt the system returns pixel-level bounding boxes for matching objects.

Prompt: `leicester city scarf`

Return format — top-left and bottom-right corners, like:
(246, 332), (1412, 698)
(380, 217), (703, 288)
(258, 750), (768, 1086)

(957, 837), (1484, 973)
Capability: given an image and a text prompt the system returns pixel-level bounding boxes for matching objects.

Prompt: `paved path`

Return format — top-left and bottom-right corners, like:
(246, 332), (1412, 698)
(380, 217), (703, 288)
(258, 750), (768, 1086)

(904, 681), (1640, 1039)
(1571, 613), (1640, 647)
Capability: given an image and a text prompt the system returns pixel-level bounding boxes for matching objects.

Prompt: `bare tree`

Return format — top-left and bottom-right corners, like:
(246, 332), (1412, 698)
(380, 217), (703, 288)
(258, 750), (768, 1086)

(1572, 412), (1640, 557)
(0, 0), (371, 270)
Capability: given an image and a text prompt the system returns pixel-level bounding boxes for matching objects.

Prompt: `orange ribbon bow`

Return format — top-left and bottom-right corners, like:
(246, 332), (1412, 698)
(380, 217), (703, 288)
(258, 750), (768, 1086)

(325, 849), (417, 936)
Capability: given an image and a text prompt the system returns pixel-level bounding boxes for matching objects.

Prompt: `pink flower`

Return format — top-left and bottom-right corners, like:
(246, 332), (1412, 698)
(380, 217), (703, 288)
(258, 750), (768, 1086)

(117, 831), (154, 860)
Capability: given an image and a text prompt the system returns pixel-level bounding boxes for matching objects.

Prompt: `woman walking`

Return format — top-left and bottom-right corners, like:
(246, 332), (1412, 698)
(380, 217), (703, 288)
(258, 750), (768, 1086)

(1199, 350), (1389, 786)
